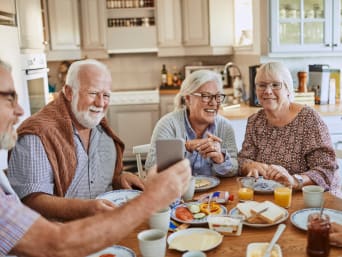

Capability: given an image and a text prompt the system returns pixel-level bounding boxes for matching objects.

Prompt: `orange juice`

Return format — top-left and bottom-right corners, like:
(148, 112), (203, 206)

(274, 187), (292, 208)
(238, 187), (254, 201)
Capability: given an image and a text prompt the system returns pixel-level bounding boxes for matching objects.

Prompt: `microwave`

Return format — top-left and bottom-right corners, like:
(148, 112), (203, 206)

(184, 65), (228, 87)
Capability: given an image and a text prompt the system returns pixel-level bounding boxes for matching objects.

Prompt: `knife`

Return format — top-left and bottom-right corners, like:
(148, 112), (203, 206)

(263, 224), (286, 257)
(246, 207), (268, 222)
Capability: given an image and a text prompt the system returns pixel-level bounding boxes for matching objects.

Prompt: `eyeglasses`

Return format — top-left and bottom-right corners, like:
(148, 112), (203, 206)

(255, 82), (283, 91)
(88, 91), (111, 101)
(0, 90), (18, 107)
(191, 92), (226, 103)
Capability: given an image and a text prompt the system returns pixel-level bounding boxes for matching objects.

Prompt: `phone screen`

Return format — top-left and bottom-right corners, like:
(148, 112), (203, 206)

(156, 139), (185, 172)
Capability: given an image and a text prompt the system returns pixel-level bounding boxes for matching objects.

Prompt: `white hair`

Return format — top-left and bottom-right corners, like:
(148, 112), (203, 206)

(174, 69), (223, 110)
(255, 62), (294, 102)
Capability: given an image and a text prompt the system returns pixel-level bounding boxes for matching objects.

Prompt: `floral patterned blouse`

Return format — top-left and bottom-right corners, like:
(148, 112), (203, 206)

(238, 106), (339, 192)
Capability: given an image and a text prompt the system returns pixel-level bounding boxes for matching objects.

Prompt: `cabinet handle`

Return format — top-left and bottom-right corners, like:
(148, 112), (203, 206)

(43, 41), (49, 46)
(325, 44), (330, 47)
(333, 43), (338, 47)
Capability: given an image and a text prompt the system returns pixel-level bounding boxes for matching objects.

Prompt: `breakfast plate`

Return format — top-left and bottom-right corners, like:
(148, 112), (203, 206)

(171, 202), (227, 225)
(229, 207), (289, 227)
(168, 228), (223, 252)
(96, 189), (141, 206)
(194, 175), (220, 192)
(87, 245), (136, 257)
(240, 177), (284, 194)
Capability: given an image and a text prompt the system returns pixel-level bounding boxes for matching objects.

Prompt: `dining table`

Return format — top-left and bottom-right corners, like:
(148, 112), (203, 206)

(117, 177), (342, 257)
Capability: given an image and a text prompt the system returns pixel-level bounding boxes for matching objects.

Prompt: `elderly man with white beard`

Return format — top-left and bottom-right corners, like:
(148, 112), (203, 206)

(7, 59), (144, 221)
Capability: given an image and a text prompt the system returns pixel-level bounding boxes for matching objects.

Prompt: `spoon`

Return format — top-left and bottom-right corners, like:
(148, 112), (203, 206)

(263, 224), (286, 257)
(319, 198), (325, 218)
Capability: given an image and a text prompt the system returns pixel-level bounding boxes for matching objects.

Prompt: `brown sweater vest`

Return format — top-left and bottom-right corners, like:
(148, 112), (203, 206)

(16, 91), (124, 196)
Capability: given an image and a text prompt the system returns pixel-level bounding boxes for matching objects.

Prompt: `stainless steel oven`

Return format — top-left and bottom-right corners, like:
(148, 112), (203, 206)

(21, 53), (49, 115)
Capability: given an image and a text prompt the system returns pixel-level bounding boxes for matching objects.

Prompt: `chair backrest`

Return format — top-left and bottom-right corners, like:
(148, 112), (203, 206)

(132, 144), (150, 178)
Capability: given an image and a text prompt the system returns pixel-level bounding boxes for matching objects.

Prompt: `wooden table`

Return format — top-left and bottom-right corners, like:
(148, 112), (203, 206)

(118, 178), (342, 257)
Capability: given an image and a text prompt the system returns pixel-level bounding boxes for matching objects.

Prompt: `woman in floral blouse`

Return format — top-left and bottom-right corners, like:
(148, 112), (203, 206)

(238, 62), (340, 195)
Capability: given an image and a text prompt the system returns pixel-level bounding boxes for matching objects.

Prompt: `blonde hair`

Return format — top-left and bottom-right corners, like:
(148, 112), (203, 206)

(255, 62), (294, 102)
(174, 69), (223, 110)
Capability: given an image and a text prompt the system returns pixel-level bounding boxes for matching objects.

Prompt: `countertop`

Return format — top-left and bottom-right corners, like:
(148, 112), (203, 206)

(220, 102), (342, 120)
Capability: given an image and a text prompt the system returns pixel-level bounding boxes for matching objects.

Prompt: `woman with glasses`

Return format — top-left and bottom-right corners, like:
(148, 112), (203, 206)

(238, 62), (340, 195)
(145, 69), (238, 177)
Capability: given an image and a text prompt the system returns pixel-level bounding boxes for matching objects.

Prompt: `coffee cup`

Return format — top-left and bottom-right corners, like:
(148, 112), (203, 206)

(138, 229), (166, 257)
(302, 185), (324, 208)
(148, 207), (171, 232)
(182, 176), (195, 201)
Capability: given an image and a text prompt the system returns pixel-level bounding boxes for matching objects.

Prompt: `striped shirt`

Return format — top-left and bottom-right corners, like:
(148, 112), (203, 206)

(8, 125), (117, 199)
(0, 171), (39, 255)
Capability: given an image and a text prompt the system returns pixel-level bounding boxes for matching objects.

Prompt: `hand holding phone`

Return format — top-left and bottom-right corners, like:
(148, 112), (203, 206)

(156, 139), (185, 172)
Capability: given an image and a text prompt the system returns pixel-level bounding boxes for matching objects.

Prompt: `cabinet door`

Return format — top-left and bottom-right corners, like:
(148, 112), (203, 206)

(17, 0), (45, 52)
(160, 94), (175, 117)
(270, 0), (334, 53)
(182, 0), (209, 46)
(156, 0), (182, 47)
(48, 0), (80, 51)
(107, 104), (159, 160)
(80, 0), (107, 58)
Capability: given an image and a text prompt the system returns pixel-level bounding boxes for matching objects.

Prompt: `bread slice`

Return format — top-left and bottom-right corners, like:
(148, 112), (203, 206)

(250, 201), (285, 224)
(236, 201), (259, 220)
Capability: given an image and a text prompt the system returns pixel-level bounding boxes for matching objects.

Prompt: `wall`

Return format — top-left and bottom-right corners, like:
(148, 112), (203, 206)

(47, 54), (231, 92)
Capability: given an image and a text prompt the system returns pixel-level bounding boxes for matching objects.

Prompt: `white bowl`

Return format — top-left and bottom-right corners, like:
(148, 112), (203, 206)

(246, 243), (282, 257)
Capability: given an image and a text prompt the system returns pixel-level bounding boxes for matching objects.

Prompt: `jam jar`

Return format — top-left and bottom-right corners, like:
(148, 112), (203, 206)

(306, 213), (330, 257)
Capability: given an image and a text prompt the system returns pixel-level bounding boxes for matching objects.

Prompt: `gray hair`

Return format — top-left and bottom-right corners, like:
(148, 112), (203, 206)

(63, 59), (111, 94)
(255, 62), (294, 101)
(0, 59), (12, 72)
(174, 69), (223, 110)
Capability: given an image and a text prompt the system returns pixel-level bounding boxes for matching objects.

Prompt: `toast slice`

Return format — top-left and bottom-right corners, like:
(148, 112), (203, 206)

(236, 201), (259, 220)
(251, 201), (285, 224)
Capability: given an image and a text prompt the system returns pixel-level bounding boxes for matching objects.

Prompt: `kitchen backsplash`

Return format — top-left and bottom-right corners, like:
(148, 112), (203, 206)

(47, 54), (229, 92)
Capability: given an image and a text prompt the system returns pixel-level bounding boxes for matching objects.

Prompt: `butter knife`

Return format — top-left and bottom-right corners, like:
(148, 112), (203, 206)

(263, 224), (286, 257)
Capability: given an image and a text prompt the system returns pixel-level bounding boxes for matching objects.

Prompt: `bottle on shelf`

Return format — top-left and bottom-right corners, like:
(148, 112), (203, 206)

(161, 64), (167, 87)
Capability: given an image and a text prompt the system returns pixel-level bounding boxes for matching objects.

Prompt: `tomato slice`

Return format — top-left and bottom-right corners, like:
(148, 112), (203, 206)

(175, 206), (193, 221)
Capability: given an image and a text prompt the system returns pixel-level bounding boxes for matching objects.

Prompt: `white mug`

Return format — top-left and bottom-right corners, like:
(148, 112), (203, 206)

(182, 176), (195, 201)
(138, 229), (167, 257)
(302, 185), (324, 208)
(148, 207), (171, 232)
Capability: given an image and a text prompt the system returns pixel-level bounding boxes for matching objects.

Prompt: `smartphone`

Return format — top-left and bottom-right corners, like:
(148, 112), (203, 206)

(156, 138), (185, 172)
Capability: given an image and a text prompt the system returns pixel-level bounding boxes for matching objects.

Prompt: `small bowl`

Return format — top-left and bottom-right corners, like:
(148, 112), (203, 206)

(182, 251), (207, 257)
(207, 214), (243, 236)
(246, 243), (282, 257)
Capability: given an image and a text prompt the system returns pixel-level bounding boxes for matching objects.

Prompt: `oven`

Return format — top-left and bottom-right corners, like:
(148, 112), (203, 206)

(21, 53), (49, 115)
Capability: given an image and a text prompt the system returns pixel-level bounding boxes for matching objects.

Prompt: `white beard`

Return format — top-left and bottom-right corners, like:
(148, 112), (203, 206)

(71, 92), (105, 129)
(0, 130), (17, 150)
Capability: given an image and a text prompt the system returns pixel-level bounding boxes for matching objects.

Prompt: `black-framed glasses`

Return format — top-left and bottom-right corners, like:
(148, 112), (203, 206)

(191, 92), (226, 103)
(255, 82), (283, 91)
(0, 90), (18, 107)
(87, 91), (111, 101)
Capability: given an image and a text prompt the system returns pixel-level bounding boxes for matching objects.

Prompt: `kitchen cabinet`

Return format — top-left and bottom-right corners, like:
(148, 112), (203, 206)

(229, 119), (247, 151)
(107, 104), (159, 160)
(80, 0), (108, 59)
(156, 0), (234, 56)
(45, 0), (81, 61)
(159, 94), (175, 117)
(269, 0), (342, 54)
(16, 0), (45, 52)
(322, 115), (342, 150)
(106, 1), (157, 53)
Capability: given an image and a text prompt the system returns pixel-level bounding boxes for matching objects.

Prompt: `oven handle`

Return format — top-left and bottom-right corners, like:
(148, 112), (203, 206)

(25, 68), (50, 75)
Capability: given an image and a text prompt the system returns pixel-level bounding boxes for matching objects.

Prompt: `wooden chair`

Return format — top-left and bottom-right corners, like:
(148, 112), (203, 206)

(132, 144), (150, 178)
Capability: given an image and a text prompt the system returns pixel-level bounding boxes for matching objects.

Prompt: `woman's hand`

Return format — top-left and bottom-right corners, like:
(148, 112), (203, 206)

(330, 222), (342, 246)
(267, 164), (295, 187)
(243, 160), (269, 178)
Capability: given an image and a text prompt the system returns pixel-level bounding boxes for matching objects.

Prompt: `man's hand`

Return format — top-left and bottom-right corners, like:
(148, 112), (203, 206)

(83, 199), (117, 216)
(119, 172), (145, 190)
(330, 222), (342, 246)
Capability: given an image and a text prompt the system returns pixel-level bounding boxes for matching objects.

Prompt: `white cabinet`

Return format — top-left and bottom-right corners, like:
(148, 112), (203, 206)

(159, 94), (175, 117)
(322, 115), (342, 150)
(16, 0), (45, 52)
(45, 0), (81, 60)
(156, 0), (234, 56)
(107, 104), (159, 160)
(269, 0), (342, 54)
(80, 0), (108, 59)
(229, 119), (247, 151)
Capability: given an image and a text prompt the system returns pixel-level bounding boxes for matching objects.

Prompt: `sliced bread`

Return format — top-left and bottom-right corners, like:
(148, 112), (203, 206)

(236, 201), (259, 219)
(250, 201), (285, 224)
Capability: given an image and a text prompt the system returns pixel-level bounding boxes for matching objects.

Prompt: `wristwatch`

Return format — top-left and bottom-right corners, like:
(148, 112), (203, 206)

(293, 174), (304, 190)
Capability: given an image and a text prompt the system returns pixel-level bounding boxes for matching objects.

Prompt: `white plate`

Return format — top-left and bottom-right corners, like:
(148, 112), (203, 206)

(291, 208), (342, 231)
(168, 228), (223, 252)
(194, 175), (220, 192)
(240, 177), (284, 194)
(87, 245), (136, 257)
(229, 207), (289, 227)
(171, 202), (227, 225)
(96, 189), (141, 206)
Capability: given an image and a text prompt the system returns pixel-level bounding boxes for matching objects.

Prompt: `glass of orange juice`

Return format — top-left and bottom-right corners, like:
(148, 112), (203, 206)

(274, 185), (292, 208)
(237, 177), (254, 201)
